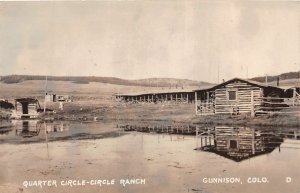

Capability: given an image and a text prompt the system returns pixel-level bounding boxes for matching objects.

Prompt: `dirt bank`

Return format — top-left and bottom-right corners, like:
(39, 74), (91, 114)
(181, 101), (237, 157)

(36, 102), (300, 127)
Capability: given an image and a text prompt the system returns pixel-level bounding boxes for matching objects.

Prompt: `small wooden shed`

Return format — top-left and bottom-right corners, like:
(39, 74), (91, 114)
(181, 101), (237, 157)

(45, 93), (57, 102)
(14, 98), (41, 119)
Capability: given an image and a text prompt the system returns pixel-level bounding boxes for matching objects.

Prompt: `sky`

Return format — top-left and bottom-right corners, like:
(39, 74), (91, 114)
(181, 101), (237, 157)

(0, 1), (299, 83)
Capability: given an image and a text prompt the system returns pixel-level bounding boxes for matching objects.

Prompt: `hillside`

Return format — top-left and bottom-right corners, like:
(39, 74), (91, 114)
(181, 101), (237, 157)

(1, 71), (299, 89)
(251, 71), (300, 83)
(0, 75), (211, 88)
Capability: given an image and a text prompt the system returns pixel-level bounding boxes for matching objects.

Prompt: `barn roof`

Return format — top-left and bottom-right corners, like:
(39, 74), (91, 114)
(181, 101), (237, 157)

(115, 87), (212, 97)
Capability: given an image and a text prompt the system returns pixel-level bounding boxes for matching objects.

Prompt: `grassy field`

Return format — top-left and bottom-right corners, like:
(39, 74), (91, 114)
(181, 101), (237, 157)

(0, 80), (198, 121)
(0, 80), (299, 127)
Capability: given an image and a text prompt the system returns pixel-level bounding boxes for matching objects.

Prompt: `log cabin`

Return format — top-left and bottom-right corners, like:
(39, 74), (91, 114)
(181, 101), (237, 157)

(194, 78), (285, 115)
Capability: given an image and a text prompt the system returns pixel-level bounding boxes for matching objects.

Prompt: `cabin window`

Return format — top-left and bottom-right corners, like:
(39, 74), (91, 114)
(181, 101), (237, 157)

(228, 91), (237, 101)
(229, 140), (238, 149)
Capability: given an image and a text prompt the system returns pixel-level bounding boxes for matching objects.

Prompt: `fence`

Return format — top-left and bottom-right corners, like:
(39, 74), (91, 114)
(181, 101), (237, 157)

(255, 96), (300, 115)
(196, 101), (215, 115)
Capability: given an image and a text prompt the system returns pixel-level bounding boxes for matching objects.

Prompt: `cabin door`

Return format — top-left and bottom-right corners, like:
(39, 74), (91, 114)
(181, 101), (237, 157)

(22, 121), (29, 131)
(21, 102), (29, 114)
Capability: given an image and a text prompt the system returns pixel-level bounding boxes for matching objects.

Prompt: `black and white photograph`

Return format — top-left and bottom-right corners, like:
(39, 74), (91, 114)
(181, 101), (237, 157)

(0, 1), (299, 193)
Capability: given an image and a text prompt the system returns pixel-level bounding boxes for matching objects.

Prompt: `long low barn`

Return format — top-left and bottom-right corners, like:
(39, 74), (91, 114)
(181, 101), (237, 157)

(114, 88), (206, 104)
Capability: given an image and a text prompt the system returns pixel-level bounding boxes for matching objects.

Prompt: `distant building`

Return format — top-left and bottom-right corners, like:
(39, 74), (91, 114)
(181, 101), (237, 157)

(13, 98), (41, 119)
(45, 93), (56, 102)
(45, 93), (72, 102)
(56, 95), (72, 102)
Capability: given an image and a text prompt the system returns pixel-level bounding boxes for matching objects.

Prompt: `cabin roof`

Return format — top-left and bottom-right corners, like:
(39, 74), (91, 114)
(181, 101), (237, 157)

(202, 148), (274, 162)
(193, 77), (281, 92)
(15, 98), (39, 103)
(280, 86), (300, 90)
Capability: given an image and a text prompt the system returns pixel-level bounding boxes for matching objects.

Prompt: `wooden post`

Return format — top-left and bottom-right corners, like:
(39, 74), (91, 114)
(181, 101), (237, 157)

(195, 92), (197, 114)
(200, 137), (202, 147)
(187, 93), (189, 104)
(252, 128), (255, 155)
(208, 92), (210, 112)
(251, 90), (255, 117)
(293, 88), (296, 106)
(196, 126), (199, 148)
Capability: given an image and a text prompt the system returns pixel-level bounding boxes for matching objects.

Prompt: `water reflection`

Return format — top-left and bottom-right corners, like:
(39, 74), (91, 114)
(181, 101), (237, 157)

(0, 120), (13, 136)
(0, 121), (299, 193)
(0, 127), (12, 136)
(15, 120), (41, 138)
(12, 120), (71, 138)
(196, 127), (286, 162)
(0, 120), (121, 144)
(45, 122), (69, 133)
(120, 123), (300, 162)
(1, 120), (299, 163)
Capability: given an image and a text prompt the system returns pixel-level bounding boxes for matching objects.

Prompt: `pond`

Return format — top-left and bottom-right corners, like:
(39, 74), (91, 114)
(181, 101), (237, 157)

(0, 120), (299, 193)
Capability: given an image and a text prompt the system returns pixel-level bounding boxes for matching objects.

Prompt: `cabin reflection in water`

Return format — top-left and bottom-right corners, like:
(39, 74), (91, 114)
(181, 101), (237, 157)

(14, 121), (68, 138)
(197, 127), (288, 162)
(15, 120), (41, 138)
(45, 122), (69, 133)
(0, 127), (12, 136)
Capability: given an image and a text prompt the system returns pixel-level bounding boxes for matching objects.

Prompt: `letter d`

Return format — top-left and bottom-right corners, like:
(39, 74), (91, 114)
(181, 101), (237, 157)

(286, 177), (292, 183)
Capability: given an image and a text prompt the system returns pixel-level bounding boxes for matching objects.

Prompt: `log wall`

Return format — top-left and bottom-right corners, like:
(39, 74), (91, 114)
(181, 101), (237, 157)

(214, 81), (263, 114)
